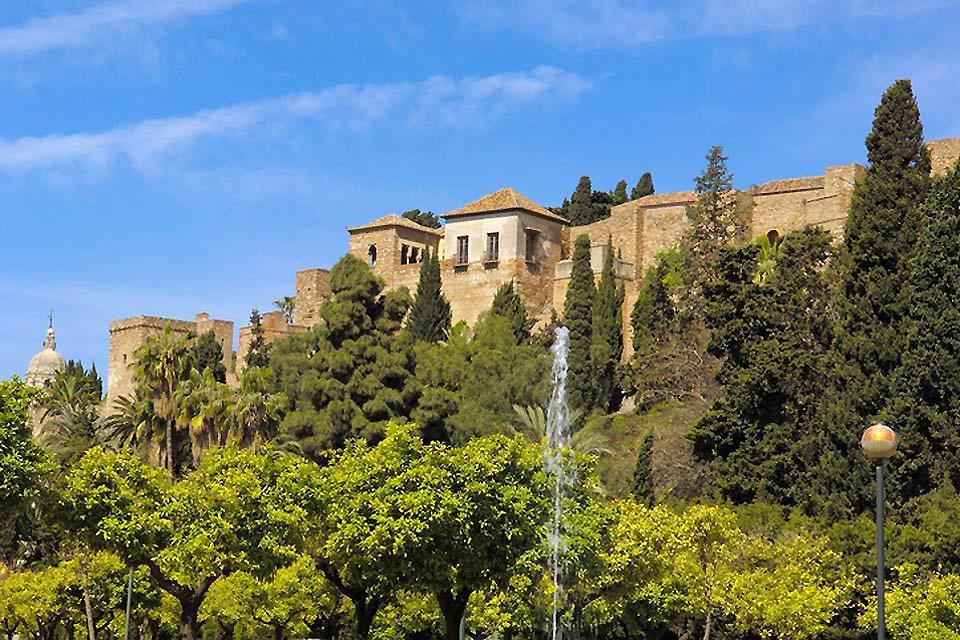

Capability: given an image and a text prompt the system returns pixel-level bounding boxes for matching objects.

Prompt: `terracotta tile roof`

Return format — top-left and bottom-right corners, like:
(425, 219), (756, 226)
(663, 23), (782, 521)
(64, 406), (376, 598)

(347, 214), (443, 235)
(443, 188), (568, 224)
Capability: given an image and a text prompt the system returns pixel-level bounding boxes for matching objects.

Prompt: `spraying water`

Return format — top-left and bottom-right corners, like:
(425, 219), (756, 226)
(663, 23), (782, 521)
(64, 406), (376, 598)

(545, 327), (575, 640)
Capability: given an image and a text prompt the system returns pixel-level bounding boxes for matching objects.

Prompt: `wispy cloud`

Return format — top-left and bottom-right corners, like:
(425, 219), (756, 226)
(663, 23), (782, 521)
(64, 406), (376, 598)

(0, 66), (589, 173)
(0, 0), (255, 56)
(460, 0), (952, 48)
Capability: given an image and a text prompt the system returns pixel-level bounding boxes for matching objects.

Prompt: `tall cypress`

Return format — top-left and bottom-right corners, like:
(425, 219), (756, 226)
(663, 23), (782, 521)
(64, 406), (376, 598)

(631, 172), (654, 200)
(814, 79), (930, 516)
(407, 250), (452, 342)
(245, 308), (269, 369)
(490, 281), (532, 344)
(592, 245), (624, 412)
(631, 432), (654, 506)
(612, 179), (628, 205)
(568, 176), (594, 226)
(887, 161), (960, 501)
(834, 79), (930, 415)
(564, 234), (596, 413)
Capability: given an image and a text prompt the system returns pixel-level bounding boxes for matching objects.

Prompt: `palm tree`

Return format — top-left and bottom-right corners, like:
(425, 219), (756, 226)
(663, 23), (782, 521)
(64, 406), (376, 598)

(101, 391), (165, 465)
(175, 367), (234, 466)
(133, 326), (193, 475)
(38, 368), (103, 463)
(753, 232), (784, 285)
(231, 366), (283, 449)
(511, 404), (611, 456)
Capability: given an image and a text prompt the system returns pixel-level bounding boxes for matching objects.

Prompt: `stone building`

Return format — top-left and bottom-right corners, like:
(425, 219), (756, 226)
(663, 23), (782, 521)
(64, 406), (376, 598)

(107, 137), (960, 384)
(107, 313), (233, 400)
(25, 319), (66, 389)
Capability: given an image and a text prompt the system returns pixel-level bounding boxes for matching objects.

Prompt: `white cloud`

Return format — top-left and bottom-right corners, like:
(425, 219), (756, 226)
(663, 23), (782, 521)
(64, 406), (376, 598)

(0, 66), (589, 173)
(459, 0), (952, 48)
(0, 0), (255, 55)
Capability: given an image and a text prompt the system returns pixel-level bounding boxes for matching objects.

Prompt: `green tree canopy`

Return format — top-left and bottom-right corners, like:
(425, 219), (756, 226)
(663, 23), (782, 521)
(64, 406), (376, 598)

(0, 378), (48, 516)
(407, 249), (451, 343)
(564, 234), (597, 413)
(631, 172), (655, 200)
(592, 245), (625, 413)
(489, 281), (532, 344)
(271, 253), (414, 458)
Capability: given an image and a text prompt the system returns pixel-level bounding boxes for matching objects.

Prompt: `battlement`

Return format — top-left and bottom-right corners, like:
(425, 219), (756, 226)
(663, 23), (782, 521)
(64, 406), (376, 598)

(107, 312), (234, 401)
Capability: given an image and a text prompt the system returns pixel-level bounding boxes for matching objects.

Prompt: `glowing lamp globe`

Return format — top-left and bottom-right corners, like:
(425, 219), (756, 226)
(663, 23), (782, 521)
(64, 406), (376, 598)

(861, 423), (899, 460)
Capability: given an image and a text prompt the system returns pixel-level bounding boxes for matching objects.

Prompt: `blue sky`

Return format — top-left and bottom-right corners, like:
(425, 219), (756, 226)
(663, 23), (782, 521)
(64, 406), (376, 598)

(3, 0), (960, 380)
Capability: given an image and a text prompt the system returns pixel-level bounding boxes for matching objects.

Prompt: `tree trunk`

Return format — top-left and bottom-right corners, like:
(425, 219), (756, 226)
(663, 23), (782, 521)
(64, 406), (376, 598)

(178, 598), (202, 640)
(436, 589), (471, 640)
(272, 625), (284, 640)
(166, 421), (174, 474)
(353, 596), (380, 640)
(82, 580), (97, 640)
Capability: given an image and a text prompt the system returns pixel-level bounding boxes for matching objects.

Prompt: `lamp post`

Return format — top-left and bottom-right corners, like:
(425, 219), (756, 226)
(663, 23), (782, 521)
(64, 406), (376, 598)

(861, 423), (899, 640)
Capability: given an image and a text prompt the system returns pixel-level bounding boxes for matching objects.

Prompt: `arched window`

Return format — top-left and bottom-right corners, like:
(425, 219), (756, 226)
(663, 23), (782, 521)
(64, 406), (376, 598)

(767, 229), (780, 245)
(369, 245), (378, 267)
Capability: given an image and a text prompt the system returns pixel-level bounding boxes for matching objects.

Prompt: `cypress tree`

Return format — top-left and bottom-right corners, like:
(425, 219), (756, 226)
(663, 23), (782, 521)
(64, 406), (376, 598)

(192, 330), (226, 381)
(814, 79), (930, 516)
(568, 176), (595, 226)
(887, 161), (960, 502)
(245, 308), (269, 369)
(407, 250), (451, 342)
(834, 79), (930, 417)
(592, 245), (624, 412)
(564, 234), (596, 413)
(631, 432), (654, 506)
(612, 179), (628, 205)
(631, 172), (654, 200)
(490, 281), (532, 344)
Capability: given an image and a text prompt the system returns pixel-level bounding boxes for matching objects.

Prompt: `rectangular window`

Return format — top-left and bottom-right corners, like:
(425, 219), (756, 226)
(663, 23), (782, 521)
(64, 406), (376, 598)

(525, 230), (538, 262)
(456, 236), (469, 265)
(485, 232), (500, 263)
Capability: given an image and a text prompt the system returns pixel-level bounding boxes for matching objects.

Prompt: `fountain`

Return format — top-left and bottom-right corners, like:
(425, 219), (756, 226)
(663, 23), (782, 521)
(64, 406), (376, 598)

(545, 327), (574, 640)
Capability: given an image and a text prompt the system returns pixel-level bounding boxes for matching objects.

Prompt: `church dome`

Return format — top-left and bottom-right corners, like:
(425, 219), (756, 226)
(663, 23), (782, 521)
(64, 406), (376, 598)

(25, 323), (65, 388)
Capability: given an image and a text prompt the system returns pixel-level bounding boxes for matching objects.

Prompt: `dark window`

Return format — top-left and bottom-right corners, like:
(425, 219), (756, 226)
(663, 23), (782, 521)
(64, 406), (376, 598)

(401, 245), (409, 265)
(485, 232), (500, 263)
(368, 245), (378, 266)
(456, 236), (469, 265)
(767, 229), (780, 244)
(525, 230), (538, 262)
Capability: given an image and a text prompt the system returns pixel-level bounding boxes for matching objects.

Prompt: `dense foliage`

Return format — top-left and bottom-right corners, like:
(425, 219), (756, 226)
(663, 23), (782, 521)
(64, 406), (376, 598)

(406, 249), (451, 343)
(9, 78), (960, 640)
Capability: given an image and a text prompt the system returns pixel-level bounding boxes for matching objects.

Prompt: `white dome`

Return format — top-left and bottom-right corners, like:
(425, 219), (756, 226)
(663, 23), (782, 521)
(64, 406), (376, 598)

(24, 325), (65, 387)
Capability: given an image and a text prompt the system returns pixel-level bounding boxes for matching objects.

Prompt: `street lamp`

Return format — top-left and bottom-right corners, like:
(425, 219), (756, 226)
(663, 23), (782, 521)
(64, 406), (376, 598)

(861, 423), (899, 640)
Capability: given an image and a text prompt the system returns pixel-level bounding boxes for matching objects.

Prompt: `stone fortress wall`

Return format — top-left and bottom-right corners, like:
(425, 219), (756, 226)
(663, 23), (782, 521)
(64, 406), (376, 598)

(107, 313), (234, 400)
(105, 138), (960, 397)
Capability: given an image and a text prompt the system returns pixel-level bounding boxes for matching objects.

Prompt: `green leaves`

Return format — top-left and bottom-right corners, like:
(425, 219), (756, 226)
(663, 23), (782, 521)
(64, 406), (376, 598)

(0, 378), (49, 515)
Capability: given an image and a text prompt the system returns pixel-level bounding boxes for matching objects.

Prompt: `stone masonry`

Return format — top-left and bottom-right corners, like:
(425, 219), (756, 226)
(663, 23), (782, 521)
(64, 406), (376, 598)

(107, 313), (233, 401)
(108, 138), (960, 385)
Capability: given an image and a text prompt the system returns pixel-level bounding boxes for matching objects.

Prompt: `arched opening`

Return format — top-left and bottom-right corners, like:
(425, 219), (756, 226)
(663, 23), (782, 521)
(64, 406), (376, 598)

(766, 229), (780, 245)
(368, 245), (378, 267)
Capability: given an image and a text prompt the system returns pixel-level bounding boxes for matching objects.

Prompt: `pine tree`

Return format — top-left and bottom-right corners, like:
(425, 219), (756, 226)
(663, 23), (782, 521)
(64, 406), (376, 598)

(490, 281), (532, 344)
(568, 176), (595, 226)
(684, 146), (743, 296)
(886, 161), (960, 502)
(631, 433), (654, 506)
(592, 245), (624, 412)
(407, 250), (451, 342)
(564, 234), (596, 413)
(612, 179), (628, 205)
(245, 308), (269, 369)
(631, 172), (654, 200)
